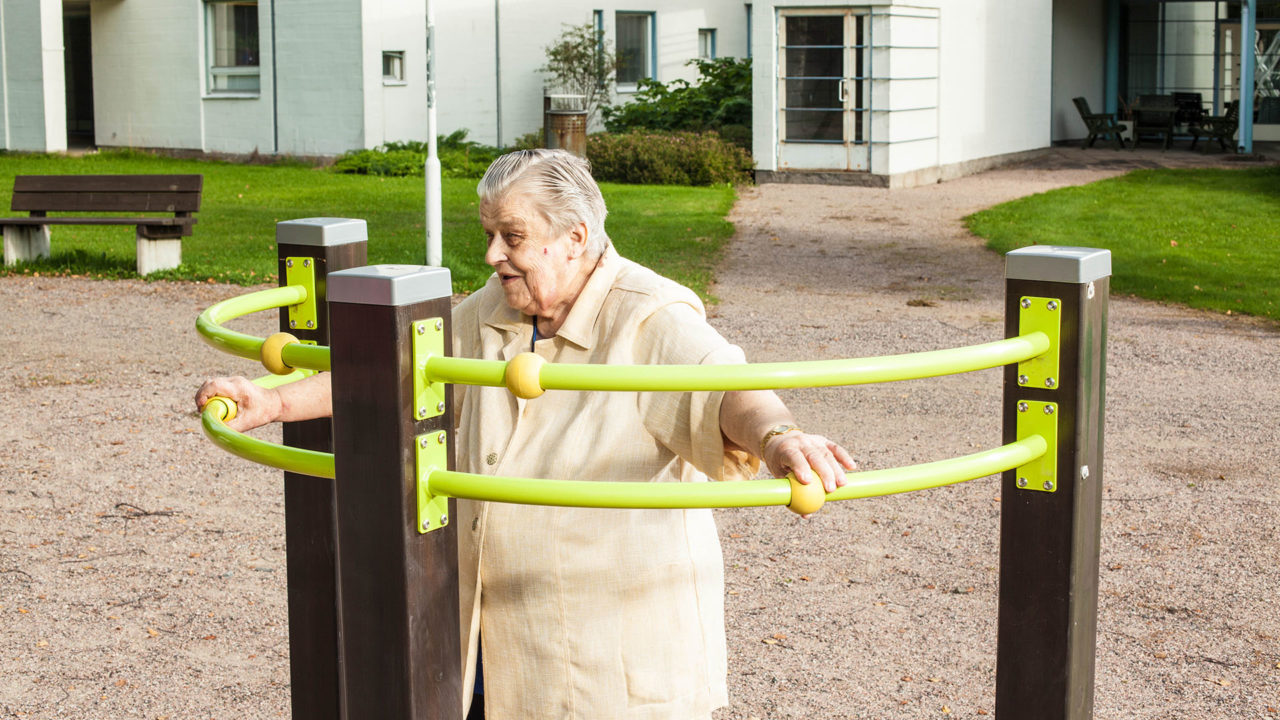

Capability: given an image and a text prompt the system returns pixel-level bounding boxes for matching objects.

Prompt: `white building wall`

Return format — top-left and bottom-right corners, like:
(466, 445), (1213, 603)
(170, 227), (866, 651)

(435, 1), (500, 145)
(1051, 0), (1106, 142)
(37, 0), (65, 151)
(755, 0), (1052, 182)
(435, 0), (748, 147)
(274, 0), (365, 156)
(200, 2), (275, 155)
(91, 0), (203, 151)
(935, 0), (1051, 167)
(0, 0), (66, 152)
(361, 0), (428, 148)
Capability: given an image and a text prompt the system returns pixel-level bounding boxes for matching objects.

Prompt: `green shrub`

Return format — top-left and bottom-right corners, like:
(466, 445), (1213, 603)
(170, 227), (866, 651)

(330, 129), (504, 178)
(587, 130), (753, 186)
(603, 58), (752, 145)
(512, 130), (544, 151)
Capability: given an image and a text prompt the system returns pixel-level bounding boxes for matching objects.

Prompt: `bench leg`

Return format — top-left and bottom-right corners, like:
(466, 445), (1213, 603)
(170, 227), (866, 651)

(3, 225), (52, 266)
(136, 228), (182, 275)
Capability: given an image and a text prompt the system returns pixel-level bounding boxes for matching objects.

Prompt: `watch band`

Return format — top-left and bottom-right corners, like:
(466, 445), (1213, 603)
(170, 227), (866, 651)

(759, 423), (802, 458)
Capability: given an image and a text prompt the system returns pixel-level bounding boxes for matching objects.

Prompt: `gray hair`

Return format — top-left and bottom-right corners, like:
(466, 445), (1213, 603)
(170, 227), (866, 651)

(477, 149), (610, 256)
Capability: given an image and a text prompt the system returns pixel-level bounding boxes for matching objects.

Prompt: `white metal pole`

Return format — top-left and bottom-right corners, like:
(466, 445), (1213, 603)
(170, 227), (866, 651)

(425, 1), (443, 266)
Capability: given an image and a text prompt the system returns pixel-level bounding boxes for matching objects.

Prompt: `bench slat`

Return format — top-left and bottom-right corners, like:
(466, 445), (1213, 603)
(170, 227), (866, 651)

(14, 174), (203, 193)
(12, 191), (202, 213)
(0, 217), (196, 226)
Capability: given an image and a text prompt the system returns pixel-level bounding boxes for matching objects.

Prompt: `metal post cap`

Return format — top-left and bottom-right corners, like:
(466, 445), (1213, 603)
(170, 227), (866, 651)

(276, 218), (369, 247)
(327, 265), (453, 306)
(1005, 246), (1112, 284)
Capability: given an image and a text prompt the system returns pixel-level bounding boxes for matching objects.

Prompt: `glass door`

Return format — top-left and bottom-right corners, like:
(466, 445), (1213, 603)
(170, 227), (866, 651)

(1219, 22), (1280, 140)
(777, 10), (868, 171)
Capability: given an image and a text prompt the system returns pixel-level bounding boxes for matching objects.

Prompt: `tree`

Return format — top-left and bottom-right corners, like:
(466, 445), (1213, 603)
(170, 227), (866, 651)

(540, 23), (620, 126)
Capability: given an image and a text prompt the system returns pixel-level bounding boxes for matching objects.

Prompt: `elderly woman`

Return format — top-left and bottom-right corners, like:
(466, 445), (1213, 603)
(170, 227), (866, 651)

(197, 149), (855, 719)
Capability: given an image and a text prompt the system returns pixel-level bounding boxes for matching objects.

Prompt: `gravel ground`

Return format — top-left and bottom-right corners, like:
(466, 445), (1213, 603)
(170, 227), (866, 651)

(2, 146), (1278, 719)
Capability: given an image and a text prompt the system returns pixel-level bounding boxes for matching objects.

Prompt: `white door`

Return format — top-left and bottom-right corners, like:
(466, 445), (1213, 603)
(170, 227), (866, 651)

(777, 9), (869, 171)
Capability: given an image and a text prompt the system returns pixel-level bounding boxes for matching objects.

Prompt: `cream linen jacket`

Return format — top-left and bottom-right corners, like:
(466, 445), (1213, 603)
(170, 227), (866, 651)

(452, 247), (759, 719)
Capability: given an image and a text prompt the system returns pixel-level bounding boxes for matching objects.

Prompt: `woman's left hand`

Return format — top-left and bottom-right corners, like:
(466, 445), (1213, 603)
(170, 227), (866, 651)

(762, 432), (857, 494)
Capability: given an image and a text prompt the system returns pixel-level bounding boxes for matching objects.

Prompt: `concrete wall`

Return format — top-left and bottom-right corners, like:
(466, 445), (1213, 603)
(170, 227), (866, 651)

(0, 0), (66, 152)
(935, 0), (1051, 166)
(274, 0), (364, 155)
(436, 0), (749, 147)
(91, 0), (203, 150)
(1051, 0), (1106, 142)
(90, 0), (365, 156)
(362, 0), (428, 149)
(200, 0), (275, 154)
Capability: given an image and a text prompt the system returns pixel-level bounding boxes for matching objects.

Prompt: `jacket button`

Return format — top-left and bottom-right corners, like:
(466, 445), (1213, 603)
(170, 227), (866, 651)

(486, 452), (498, 466)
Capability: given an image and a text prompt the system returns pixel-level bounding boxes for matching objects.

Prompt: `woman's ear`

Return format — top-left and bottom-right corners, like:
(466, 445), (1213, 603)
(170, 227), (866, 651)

(568, 222), (590, 259)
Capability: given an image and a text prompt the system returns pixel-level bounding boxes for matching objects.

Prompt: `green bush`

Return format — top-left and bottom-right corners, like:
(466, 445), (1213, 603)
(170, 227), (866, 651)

(587, 130), (753, 186)
(602, 58), (752, 147)
(330, 129), (504, 178)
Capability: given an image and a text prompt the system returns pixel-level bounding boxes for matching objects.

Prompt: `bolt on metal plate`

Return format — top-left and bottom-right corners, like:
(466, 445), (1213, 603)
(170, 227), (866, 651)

(1014, 400), (1058, 493)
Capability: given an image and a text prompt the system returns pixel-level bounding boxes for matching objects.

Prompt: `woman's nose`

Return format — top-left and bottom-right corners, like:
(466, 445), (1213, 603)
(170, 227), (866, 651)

(484, 236), (506, 266)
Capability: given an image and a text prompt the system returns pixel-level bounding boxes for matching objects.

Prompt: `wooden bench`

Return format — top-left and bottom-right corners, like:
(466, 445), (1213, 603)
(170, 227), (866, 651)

(0, 174), (203, 275)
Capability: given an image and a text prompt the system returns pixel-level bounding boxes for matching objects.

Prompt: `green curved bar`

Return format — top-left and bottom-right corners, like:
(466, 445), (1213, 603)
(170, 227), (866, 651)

(825, 435), (1046, 501)
(195, 285), (331, 372)
(426, 436), (1045, 509)
(425, 333), (1049, 392)
(199, 377), (336, 479)
(427, 472), (792, 509)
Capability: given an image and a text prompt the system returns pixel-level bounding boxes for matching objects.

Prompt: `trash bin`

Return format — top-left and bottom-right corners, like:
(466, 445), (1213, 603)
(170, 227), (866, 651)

(543, 93), (587, 157)
(546, 110), (588, 157)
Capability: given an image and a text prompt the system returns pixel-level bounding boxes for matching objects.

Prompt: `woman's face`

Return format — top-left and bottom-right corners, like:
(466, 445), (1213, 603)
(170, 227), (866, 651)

(480, 192), (586, 320)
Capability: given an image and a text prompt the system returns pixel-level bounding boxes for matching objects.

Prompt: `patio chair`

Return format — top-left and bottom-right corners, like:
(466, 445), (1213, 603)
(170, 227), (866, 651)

(1189, 100), (1240, 152)
(1131, 94), (1177, 150)
(1072, 96), (1126, 150)
(1173, 92), (1206, 128)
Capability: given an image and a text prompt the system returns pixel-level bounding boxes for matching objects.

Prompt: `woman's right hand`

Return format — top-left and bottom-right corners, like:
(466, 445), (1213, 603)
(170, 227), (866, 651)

(195, 376), (282, 433)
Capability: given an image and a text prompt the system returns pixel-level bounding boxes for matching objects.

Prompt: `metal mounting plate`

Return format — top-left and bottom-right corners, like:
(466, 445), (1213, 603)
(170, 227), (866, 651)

(1015, 400), (1058, 492)
(1017, 296), (1061, 390)
(412, 318), (446, 420)
(284, 257), (318, 331)
(416, 432), (449, 534)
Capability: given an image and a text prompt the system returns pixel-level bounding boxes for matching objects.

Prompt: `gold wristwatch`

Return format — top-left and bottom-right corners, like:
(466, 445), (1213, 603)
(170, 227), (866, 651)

(759, 423), (802, 457)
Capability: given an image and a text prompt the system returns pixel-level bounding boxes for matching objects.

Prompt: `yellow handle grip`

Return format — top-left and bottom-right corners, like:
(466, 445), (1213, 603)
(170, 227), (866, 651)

(785, 471), (827, 516)
(204, 395), (238, 423)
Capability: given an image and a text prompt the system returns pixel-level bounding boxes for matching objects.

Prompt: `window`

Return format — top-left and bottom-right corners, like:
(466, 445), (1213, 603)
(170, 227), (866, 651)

(205, 1), (260, 94)
(698, 28), (717, 59)
(383, 51), (405, 83)
(616, 12), (654, 86)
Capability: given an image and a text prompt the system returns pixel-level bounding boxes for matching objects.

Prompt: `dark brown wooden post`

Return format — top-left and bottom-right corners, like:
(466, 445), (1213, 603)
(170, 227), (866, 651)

(327, 265), (461, 719)
(997, 246), (1110, 720)
(275, 218), (369, 720)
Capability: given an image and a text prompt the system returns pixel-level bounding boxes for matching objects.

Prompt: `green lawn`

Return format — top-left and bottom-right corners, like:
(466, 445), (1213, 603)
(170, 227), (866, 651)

(966, 166), (1280, 323)
(0, 150), (736, 299)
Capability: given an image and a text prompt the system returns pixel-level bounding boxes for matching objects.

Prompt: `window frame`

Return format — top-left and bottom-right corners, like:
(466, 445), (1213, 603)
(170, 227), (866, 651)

(615, 10), (656, 91)
(698, 28), (717, 59)
(383, 50), (407, 85)
(204, 0), (261, 97)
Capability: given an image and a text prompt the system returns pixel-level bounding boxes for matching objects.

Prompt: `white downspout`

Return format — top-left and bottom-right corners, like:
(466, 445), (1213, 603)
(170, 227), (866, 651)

(425, 1), (442, 267)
